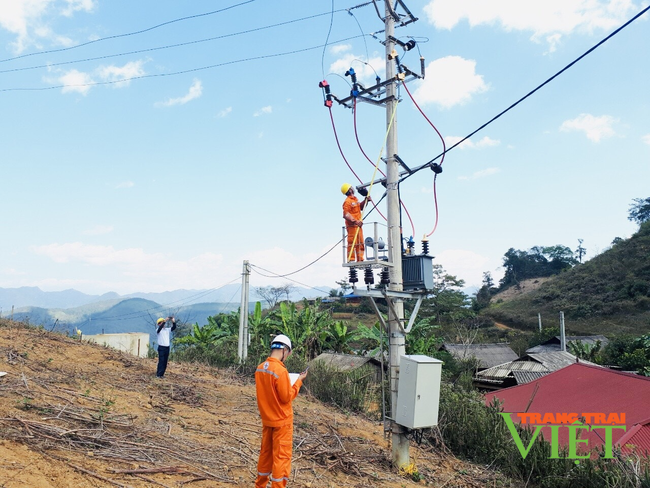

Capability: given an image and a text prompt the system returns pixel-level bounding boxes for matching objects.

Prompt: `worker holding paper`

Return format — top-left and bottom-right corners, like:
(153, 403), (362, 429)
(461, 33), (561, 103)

(255, 334), (307, 488)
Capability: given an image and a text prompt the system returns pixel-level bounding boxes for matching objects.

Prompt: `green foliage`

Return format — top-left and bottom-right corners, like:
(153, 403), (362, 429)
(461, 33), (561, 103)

(567, 339), (603, 363)
(405, 318), (442, 357)
(419, 265), (474, 325)
(305, 361), (377, 416)
(601, 334), (650, 375)
(354, 321), (388, 357)
(267, 300), (331, 360)
(324, 320), (357, 354)
(500, 245), (578, 289)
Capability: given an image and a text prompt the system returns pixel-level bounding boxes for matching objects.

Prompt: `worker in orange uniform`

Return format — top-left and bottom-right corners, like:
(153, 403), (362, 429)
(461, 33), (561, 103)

(341, 183), (371, 262)
(255, 334), (308, 488)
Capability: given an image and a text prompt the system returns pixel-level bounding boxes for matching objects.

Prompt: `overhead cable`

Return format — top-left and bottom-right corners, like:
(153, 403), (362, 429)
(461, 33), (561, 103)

(250, 265), (332, 296)
(0, 0), (258, 64)
(249, 239), (343, 279)
(93, 276), (241, 321)
(0, 9), (361, 76)
(399, 3), (650, 184)
(0, 35), (366, 92)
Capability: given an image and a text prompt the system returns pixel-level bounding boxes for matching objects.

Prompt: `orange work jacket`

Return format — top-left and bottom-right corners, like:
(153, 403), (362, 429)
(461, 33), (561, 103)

(255, 357), (303, 427)
(343, 195), (362, 227)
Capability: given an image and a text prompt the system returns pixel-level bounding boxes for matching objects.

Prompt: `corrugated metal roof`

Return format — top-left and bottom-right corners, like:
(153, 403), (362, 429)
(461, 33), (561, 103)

(526, 335), (609, 353)
(619, 417), (650, 456)
(522, 351), (599, 371)
(310, 353), (381, 372)
(511, 370), (550, 384)
(485, 364), (650, 455)
(441, 343), (518, 369)
(477, 359), (549, 380)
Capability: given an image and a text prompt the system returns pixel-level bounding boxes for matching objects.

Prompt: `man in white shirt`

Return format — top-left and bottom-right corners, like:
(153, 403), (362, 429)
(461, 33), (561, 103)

(155, 317), (176, 378)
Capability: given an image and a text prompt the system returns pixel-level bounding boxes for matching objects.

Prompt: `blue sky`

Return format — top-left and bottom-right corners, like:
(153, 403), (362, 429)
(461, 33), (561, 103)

(0, 0), (648, 297)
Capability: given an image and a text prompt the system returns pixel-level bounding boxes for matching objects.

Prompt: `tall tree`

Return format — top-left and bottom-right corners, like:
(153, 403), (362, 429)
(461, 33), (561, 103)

(628, 197), (650, 225)
(255, 285), (294, 309)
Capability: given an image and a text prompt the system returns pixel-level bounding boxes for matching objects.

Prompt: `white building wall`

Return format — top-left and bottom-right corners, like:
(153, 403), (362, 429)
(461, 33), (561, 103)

(85, 332), (150, 358)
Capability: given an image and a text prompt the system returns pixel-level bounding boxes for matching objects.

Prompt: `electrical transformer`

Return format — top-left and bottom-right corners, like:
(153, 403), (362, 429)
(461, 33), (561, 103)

(402, 254), (434, 291)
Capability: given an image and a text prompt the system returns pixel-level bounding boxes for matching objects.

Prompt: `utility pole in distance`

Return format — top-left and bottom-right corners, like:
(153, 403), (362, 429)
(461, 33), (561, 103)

(238, 260), (250, 362)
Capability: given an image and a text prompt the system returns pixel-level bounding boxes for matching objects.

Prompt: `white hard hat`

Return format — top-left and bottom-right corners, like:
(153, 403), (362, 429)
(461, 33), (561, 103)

(271, 334), (292, 351)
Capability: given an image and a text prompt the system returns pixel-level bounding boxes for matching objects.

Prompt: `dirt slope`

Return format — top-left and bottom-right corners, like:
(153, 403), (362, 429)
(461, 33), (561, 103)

(0, 321), (510, 488)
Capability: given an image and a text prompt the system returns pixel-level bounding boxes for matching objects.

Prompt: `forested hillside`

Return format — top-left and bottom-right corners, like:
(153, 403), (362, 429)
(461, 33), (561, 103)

(483, 221), (650, 335)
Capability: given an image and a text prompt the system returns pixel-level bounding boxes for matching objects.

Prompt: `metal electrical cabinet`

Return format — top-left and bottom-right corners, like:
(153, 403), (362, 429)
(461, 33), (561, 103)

(396, 355), (443, 429)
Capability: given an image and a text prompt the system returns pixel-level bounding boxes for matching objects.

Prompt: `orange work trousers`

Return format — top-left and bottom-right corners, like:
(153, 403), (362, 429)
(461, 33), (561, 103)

(346, 225), (364, 262)
(256, 423), (293, 488)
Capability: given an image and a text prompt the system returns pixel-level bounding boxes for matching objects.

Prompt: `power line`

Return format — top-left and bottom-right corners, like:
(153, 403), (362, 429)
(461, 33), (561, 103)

(0, 0), (258, 64)
(321, 0), (336, 80)
(398, 3), (650, 185)
(249, 239), (343, 280)
(250, 265), (332, 295)
(0, 35), (367, 93)
(93, 276), (241, 321)
(0, 8), (358, 76)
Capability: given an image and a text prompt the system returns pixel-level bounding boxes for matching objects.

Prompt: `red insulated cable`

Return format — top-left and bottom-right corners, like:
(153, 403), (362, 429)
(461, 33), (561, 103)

(329, 106), (363, 184)
(401, 80), (443, 237)
(353, 98), (414, 235)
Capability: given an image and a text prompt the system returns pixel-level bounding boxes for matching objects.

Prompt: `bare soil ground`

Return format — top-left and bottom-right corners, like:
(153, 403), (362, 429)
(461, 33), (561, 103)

(492, 278), (551, 303)
(0, 321), (513, 488)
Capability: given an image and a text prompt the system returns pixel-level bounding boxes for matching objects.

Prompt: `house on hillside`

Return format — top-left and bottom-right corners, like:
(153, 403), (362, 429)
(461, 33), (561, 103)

(309, 353), (383, 382)
(474, 351), (599, 390)
(440, 343), (518, 371)
(527, 335), (609, 354)
(485, 363), (650, 457)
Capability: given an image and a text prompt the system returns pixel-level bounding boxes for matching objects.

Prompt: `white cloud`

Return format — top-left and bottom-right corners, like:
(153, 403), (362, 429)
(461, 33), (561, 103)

(31, 242), (224, 275)
(155, 79), (202, 107)
(329, 54), (384, 84)
(1, 268), (26, 276)
(560, 113), (618, 142)
(115, 180), (134, 189)
(50, 61), (145, 94)
(423, 0), (638, 50)
(642, 134), (650, 145)
(28, 242), (343, 295)
(58, 69), (93, 95)
(61, 0), (94, 17)
(253, 106), (272, 117)
(0, 0), (94, 53)
(216, 107), (232, 118)
(82, 225), (114, 236)
(445, 135), (500, 149)
(413, 56), (488, 109)
(97, 60), (145, 88)
(330, 44), (352, 55)
(458, 168), (500, 180)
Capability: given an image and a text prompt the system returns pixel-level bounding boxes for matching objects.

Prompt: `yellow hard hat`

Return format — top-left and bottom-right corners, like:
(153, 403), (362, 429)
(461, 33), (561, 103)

(156, 318), (166, 325)
(341, 183), (352, 195)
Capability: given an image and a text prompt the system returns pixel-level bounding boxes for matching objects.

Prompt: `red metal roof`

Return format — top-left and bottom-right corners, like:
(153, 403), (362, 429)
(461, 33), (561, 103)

(485, 363), (650, 456)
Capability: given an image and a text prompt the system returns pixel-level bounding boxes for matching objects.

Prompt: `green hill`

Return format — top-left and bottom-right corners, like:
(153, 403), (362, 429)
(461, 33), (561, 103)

(483, 221), (650, 336)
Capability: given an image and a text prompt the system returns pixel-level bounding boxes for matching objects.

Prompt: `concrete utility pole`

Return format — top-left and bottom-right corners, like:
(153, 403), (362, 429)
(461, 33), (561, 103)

(384, 1), (409, 468)
(238, 260), (250, 361)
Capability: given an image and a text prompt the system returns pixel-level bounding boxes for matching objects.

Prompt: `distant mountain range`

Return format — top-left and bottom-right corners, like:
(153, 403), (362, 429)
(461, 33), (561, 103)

(0, 285), (329, 311)
(0, 285), (329, 339)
